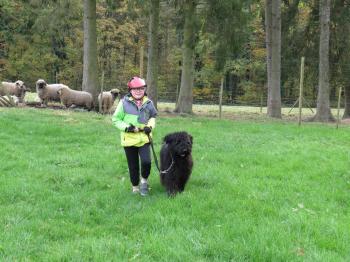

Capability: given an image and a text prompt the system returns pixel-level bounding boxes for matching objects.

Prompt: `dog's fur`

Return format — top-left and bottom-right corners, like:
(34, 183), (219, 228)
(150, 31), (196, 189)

(160, 131), (193, 196)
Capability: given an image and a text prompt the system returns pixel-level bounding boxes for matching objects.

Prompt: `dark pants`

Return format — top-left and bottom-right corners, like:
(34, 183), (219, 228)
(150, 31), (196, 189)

(124, 143), (151, 186)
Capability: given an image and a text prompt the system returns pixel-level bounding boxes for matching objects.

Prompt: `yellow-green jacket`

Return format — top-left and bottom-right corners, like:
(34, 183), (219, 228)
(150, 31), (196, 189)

(112, 94), (157, 147)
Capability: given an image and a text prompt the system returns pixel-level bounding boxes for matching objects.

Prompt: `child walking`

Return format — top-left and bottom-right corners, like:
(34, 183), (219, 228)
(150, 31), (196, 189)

(112, 77), (157, 196)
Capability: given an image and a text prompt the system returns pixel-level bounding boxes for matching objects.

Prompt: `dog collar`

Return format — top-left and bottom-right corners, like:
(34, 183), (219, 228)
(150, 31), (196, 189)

(160, 149), (174, 174)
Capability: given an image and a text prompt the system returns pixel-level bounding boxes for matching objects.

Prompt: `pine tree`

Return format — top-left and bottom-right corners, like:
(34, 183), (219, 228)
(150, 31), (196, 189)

(146, 0), (160, 108)
(265, 0), (282, 118)
(83, 0), (99, 109)
(312, 0), (335, 122)
(175, 0), (197, 114)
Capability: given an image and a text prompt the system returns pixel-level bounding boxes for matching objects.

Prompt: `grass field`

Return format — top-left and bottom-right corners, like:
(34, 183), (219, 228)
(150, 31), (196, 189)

(0, 107), (349, 261)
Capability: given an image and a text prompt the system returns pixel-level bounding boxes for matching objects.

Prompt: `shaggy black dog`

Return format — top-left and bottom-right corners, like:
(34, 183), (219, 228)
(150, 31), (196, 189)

(160, 131), (193, 196)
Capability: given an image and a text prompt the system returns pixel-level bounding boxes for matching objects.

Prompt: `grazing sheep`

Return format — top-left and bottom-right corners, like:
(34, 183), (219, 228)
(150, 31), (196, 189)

(36, 79), (65, 107)
(0, 95), (19, 107)
(98, 88), (120, 114)
(0, 80), (27, 103)
(57, 86), (93, 110)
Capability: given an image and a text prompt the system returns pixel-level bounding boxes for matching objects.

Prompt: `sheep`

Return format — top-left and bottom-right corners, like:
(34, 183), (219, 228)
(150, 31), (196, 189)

(57, 86), (93, 110)
(36, 79), (65, 107)
(98, 88), (120, 114)
(0, 95), (19, 107)
(0, 80), (27, 103)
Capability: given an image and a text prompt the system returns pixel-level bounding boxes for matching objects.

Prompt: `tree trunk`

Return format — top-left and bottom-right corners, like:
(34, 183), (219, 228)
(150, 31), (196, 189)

(82, 0), (98, 110)
(174, 0), (196, 114)
(265, 0), (282, 118)
(312, 0), (335, 122)
(265, 0), (271, 106)
(344, 85), (350, 118)
(146, 0), (160, 109)
(341, 6), (350, 119)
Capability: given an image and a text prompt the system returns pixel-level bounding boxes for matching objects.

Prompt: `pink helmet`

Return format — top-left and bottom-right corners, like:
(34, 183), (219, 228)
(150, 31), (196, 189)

(127, 76), (146, 89)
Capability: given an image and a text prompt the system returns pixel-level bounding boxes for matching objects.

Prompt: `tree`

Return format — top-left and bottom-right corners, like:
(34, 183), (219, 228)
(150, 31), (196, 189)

(83, 0), (99, 109)
(280, 0), (301, 99)
(330, 0), (350, 119)
(337, 14), (350, 119)
(175, 0), (197, 114)
(203, 0), (253, 106)
(344, 85), (350, 118)
(146, 0), (160, 108)
(97, 1), (146, 90)
(265, 0), (282, 118)
(312, 0), (334, 121)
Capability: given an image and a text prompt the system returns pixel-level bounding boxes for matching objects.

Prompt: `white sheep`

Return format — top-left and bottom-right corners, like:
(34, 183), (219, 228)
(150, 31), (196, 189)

(36, 79), (65, 107)
(0, 80), (27, 103)
(57, 86), (93, 110)
(0, 95), (19, 107)
(98, 88), (120, 114)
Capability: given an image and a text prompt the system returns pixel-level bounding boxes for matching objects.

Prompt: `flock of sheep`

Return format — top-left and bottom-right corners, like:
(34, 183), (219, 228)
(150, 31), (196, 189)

(0, 79), (120, 113)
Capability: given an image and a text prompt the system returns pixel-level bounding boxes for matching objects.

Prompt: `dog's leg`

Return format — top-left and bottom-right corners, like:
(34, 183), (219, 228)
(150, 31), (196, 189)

(167, 181), (178, 196)
(178, 185), (185, 192)
(167, 190), (176, 197)
(178, 177), (188, 193)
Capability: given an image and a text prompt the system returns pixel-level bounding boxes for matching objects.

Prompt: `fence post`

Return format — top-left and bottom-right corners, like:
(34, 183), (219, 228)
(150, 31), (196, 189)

(175, 84), (179, 105)
(219, 77), (224, 119)
(99, 70), (104, 114)
(336, 86), (342, 129)
(139, 46), (144, 77)
(298, 57), (305, 126)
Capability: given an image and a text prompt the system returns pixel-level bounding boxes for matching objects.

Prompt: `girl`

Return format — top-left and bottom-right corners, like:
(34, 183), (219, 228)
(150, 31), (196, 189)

(112, 77), (157, 196)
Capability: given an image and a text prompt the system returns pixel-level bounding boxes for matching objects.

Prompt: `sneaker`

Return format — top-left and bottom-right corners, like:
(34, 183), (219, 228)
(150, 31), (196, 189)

(132, 186), (139, 194)
(140, 182), (149, 196)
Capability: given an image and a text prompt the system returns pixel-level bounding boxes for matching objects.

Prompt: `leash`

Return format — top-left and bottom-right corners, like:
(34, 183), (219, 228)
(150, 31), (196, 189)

(146, 133), (175, 174)
(135, 127), (174, 174)
(146, 133), (161, 173)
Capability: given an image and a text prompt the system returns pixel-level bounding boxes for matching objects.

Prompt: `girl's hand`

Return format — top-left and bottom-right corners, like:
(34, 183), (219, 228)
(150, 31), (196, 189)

(144, 126), (152, 135)
(125, 124), (136, 132)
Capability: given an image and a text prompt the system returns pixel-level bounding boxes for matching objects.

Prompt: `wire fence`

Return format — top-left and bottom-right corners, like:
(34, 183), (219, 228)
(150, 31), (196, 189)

(156, 87), (345, 109)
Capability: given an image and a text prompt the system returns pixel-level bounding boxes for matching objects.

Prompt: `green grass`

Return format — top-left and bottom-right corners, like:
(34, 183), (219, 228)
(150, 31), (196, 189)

(0, 107), (349, 261)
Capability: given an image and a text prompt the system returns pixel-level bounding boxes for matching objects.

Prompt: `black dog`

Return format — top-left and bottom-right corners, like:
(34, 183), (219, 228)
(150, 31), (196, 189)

(160, 131), (193, 196)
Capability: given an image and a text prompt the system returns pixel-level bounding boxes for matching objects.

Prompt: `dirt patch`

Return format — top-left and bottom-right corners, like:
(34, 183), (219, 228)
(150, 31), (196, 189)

(341, 118), (350, 124)
(158, 110), (350, 126)
(15, 101), (350, 125)
(25, 102), (91, 113)
(25, 101), (65, 110)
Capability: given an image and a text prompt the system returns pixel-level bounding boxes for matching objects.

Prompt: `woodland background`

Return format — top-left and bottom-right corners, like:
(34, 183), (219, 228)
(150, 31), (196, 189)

(0, 0), (349, 109)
